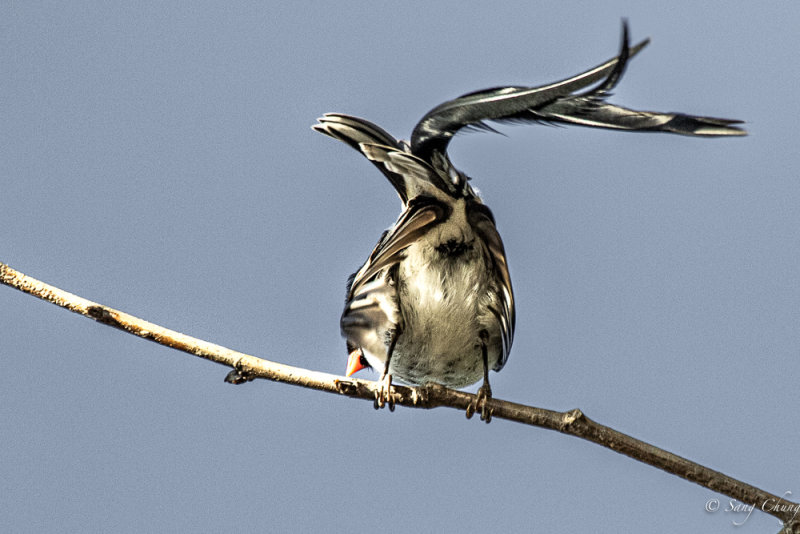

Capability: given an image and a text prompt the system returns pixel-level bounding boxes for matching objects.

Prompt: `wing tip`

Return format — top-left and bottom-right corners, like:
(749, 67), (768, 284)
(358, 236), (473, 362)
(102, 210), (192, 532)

(311, 114), (337, 135)
(671, 115), (748, 137)
(694, 127), (748, 137)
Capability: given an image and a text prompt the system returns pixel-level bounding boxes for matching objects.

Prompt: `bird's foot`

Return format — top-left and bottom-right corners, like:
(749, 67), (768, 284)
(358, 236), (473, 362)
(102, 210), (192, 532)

(466, 382), (493, 423)
(373, 373), (395, 412)
(411, 384), (430, 406)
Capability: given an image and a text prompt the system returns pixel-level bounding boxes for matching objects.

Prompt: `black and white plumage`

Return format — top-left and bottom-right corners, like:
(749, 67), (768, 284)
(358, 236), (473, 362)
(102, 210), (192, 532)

(313, 22), (745, 420)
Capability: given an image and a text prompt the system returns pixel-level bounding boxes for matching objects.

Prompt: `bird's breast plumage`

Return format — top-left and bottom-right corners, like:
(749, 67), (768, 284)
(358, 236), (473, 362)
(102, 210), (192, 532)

(387, 206), (504, 387)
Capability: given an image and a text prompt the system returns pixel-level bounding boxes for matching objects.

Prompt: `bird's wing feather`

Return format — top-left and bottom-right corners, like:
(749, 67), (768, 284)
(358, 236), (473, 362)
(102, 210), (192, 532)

(410, 21), (745, 159)
(313, 114), (411, 202)
(468, 204), (515, 370)
(359, 143), (456, 198)
(533, 103), (746, 136)
(348, 197), (449, 300)
(340, 275), (399, 361)
(341, 198), (449, 359)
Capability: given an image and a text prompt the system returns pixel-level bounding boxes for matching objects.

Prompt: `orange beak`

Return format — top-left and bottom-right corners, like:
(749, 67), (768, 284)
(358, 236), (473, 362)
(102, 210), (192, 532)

(345, 348), (367, 377)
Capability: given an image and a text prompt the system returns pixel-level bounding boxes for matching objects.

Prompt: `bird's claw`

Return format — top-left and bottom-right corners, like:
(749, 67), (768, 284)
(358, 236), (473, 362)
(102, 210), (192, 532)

(466, 383), (493, 423)
(373, 373), (395, 411)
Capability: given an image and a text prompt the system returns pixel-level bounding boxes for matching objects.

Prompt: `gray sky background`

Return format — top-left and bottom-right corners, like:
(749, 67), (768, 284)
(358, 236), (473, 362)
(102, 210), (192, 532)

(3, 3), (799, 533)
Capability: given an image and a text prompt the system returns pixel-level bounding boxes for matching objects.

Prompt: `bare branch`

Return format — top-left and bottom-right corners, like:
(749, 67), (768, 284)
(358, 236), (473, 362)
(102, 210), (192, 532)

(2, 260), (798, 530)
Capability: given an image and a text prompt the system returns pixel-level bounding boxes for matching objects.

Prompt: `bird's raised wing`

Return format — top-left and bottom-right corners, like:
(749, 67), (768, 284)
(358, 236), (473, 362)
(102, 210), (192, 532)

(410, 21), (745, 160)
(313, 114), (412, 203)
(314, 114), (460, 201)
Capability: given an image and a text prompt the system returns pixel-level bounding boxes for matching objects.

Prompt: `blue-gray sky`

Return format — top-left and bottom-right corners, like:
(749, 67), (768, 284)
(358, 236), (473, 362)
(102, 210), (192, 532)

(3, 3), (799, 533)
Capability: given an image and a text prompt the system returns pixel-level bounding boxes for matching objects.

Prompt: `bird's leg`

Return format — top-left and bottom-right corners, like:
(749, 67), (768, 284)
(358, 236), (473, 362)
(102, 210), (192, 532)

(476, 352), (493, 423)
(466, 332), (493, 423)
(375, 330), (398, 411)
(375, 361), (394, 412)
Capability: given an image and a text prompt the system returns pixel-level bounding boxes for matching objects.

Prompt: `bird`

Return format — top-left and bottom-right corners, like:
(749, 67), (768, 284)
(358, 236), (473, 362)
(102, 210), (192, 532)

(313, 22), (745, 422)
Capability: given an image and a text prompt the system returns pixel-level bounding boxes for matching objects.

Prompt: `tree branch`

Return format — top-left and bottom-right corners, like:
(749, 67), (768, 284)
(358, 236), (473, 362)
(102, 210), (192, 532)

(2, 261), (798, 530)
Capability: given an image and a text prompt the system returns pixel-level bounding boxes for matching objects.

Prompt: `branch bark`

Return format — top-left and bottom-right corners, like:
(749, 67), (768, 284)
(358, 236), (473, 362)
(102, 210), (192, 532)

(2, 261), (798, 531)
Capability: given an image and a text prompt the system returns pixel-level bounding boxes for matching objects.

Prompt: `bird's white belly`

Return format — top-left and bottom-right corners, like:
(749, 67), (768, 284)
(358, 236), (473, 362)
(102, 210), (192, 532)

(390, 247), (492, 388)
